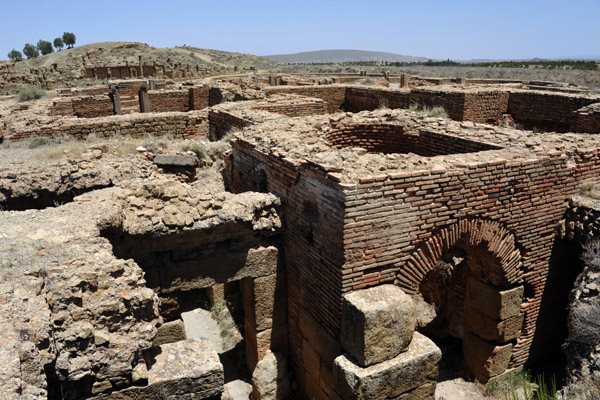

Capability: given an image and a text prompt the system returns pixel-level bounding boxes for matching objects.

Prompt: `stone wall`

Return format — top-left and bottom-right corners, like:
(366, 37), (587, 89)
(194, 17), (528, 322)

(265, 85), (347, 113)
(571, 103), (600, 133)
(250, 96), (328, 117)
(7, 111), (208, 141)
(463, 90), (510, 124)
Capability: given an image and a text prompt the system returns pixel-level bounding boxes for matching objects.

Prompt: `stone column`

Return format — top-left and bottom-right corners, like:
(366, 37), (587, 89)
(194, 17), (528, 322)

(139, 87), (149, 113)
(111, 89), (121, 115)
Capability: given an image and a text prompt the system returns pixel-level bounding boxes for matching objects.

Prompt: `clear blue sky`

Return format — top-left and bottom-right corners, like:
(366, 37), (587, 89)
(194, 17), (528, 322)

(1, 0), (599, 60)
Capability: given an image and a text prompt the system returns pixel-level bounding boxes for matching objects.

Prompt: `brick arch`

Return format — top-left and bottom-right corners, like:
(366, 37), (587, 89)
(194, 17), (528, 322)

(397, 218), (523, 294)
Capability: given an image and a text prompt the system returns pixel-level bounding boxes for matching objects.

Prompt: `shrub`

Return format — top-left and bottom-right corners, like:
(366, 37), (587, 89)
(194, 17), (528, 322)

(18, 87), (46, 102)
(182, 141), (206, 159)
(27, 137), (51, 149)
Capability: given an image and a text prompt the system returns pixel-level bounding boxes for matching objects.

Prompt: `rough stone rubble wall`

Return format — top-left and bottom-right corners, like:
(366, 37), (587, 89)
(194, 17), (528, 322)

(344, 87), (411, 112)
(7, 111), (208, 141)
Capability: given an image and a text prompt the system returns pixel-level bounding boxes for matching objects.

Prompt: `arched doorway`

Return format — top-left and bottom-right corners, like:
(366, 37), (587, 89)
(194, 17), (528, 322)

(397, 219), (525, 383)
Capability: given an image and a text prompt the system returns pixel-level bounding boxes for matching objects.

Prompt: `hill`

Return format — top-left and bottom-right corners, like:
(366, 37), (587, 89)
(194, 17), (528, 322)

(264, 49), (428, 64)
(12, 41), (281, 71)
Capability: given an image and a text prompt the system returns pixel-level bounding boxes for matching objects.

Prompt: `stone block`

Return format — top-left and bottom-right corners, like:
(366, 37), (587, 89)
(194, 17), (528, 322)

(333, 332), (441, 400)
(154, 154), (198, 167)
(342, 285), (416, 367)
(464, 303), (523, 343)
(392, 382), (436, 400)
(252, 351), (290, 400)
(466, 278), (523, 320)
(102, 338), (223, 399)
(463, 331), (513, 382)
(207, 283), (225, 307)
(241, 273), (287, 332)
(245, 320), (287, 373)
(153, 319), (187, 346)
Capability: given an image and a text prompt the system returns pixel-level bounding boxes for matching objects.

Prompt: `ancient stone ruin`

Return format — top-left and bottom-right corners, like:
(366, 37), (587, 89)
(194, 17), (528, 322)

(2, 72), (600, 399)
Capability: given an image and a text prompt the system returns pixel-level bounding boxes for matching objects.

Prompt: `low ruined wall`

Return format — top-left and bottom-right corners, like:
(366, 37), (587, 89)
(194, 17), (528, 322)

(148, 90), (190, 112)
(409, 88), (467, 120)
(72, 95), (114, 118)
(7, 111), (208, 141)
(51, 97), (75, 116)
(571, 103), (600, 133)
(508, 91), (597, 132)
(208, 109), (253, 141)
(345, 87), (411, 112)
(251, 98), (327, 117)
(265, 86), (347, 113)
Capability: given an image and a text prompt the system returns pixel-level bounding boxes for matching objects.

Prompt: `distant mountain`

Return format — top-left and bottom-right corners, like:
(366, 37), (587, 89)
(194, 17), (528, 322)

(264, 49), (429, 64)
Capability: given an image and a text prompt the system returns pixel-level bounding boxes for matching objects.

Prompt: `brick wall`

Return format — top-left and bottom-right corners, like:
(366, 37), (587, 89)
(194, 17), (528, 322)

(72, 95), (114, 118)
(229, 140), (346, 398)
(228, 124), (600, 395)
(51, 98), (74, 116)
(189, 86), (210, 110)
(265, 86), (347, 113)
(463, 91), (510, 124)
(251, 98), (327, 117)
(6, 111), (208, 141)
(326, 123), (499, 155)
(570, 103), (600, 133)
(148, 90), (190, 112)
(208, 109), (253, 141)
(345, 87), (411, 112)
(508, 91), (597, 132)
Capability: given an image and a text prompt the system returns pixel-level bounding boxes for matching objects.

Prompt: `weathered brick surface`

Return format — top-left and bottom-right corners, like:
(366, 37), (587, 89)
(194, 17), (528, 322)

(148, 89), (190, 112)
(508, 90), (597, 132)
(266, 85), (347, 113)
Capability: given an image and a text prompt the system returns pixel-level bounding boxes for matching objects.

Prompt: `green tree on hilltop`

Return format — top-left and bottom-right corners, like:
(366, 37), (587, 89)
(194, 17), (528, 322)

(8, 49), (23, 61)
(37, 40), (54, 55)
(53, 37), (64, 51)
(62, 32), (76, 48)
(23, 43), (39, 59)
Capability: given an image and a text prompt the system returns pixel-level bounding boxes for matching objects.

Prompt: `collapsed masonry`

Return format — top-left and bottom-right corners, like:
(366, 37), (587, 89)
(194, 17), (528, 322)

(2, 76), (600, 399)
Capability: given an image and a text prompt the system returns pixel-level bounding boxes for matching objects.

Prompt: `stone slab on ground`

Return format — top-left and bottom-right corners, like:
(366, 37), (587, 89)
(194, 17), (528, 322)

(154, 154), (198, 167)
(342, 284), (416, 367)
(94, 338), (223, 399)
(333, 332), (441, 400)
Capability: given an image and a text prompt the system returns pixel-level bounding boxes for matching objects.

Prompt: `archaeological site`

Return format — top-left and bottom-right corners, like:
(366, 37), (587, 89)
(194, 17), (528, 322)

(2, 45), (600, 400)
